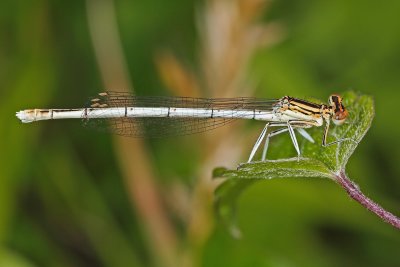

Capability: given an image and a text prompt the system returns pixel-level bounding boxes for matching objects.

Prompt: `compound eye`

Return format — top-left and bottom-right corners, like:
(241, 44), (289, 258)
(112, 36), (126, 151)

(333, 109), (348, 124)
(335, 109), (348, 120)
(330, 94), (348, 125)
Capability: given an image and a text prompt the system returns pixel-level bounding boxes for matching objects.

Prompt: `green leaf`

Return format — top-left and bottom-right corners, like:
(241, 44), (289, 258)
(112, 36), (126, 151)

(213, 91), (375, 236)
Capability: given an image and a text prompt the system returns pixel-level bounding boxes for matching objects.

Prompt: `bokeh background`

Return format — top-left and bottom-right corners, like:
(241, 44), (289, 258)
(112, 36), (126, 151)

(1, 0), (400, 266)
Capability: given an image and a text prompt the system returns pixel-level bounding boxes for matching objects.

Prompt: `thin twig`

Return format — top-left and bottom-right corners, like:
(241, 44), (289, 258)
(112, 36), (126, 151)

(335, 170), (400, 229)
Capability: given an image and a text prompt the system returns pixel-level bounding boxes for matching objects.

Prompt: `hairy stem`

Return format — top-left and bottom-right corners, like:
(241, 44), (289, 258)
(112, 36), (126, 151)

(335, 170), (400, 229)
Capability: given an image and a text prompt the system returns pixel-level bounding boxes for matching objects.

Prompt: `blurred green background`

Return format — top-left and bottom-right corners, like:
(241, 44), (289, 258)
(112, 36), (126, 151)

(1, 0), (400, 267)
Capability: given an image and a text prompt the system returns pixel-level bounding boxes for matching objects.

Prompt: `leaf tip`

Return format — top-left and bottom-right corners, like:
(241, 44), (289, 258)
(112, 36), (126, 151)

(212, 166), (228, 179)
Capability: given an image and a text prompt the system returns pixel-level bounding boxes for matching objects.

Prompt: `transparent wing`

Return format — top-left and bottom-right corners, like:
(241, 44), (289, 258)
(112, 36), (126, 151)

(83, 91), (277, 138)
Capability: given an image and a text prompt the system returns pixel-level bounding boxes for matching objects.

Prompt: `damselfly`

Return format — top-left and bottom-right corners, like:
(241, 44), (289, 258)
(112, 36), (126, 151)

(16, 92), (354, 162)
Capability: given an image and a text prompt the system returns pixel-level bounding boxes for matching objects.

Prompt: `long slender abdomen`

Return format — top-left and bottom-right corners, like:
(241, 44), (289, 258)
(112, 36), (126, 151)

(16, 107), (276, 123)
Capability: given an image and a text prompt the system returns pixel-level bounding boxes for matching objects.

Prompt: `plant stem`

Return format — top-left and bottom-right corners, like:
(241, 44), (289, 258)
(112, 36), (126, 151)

(335, 170), (400, 229)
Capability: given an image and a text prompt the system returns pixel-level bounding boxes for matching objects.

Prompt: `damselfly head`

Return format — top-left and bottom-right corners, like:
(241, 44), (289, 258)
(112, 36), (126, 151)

(328, 94), (348, 125)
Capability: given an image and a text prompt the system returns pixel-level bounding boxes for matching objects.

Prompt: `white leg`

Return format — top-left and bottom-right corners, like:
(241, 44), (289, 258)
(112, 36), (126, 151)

(248, 123), (269, 163)
(250, 123), (315, 163)
(287, 122), (300, 159)
(321, 118), (358, 146)
(261, 128), (289, 161)
(296, 128), (314, 143)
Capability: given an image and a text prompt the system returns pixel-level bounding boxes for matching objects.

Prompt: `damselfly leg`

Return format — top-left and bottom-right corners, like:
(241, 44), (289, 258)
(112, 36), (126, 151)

(287, 122), (300, 159)
(321, 118), (358, 147)
(261, 127), (288, 161)
(248, 122), (316, 162)
(248, 123), (270, 162)
(297, 128), (315, 143)
(261, 127), (315, 161)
